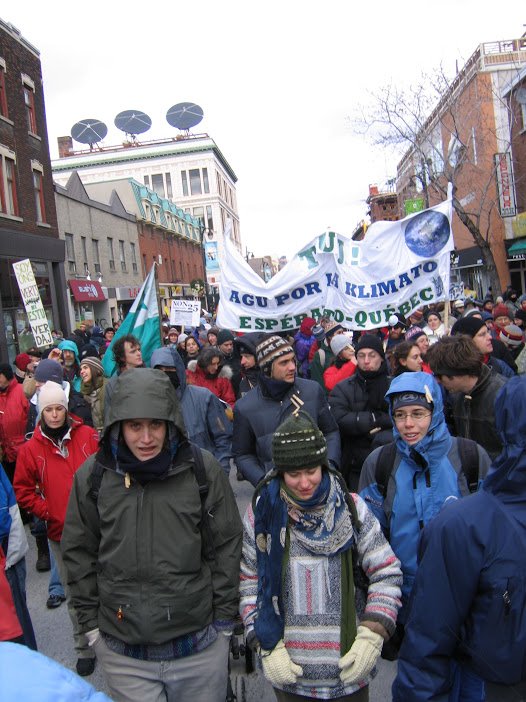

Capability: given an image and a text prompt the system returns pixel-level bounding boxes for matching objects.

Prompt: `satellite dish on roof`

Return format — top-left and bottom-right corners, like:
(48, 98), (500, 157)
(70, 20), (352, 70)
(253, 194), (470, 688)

(114, 110), (152, 138)
(70, 119), (108, 147)
(516, 87), (526, 105)
(166, 102), (204, 131)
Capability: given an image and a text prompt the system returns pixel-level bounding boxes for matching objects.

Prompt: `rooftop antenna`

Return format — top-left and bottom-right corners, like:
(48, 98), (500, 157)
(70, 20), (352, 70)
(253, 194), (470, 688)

(114, 109), (152, 144)
(166, 102), (204, 136)
(70, 119), (108, 151)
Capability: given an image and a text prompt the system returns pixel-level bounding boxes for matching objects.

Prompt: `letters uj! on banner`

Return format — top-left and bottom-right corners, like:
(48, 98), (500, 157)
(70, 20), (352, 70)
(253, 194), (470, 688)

(12, 258), (53, 348)
(216, 196), (454, 332)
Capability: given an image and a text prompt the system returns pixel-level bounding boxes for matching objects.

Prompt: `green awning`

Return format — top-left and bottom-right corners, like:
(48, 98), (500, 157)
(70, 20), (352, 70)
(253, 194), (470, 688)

(508, 240), (526, 255)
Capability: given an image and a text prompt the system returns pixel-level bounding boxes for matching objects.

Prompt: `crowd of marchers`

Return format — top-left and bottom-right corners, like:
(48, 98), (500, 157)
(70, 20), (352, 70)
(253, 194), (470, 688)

(0, 288), (526, 702)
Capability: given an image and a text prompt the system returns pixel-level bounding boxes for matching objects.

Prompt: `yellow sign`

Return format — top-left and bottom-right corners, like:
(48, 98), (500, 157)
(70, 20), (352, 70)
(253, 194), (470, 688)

(512, 212), (526, 238)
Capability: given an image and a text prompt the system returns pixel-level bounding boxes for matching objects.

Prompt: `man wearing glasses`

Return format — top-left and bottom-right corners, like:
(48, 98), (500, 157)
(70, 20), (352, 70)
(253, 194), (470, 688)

(358, 371), (490, 660)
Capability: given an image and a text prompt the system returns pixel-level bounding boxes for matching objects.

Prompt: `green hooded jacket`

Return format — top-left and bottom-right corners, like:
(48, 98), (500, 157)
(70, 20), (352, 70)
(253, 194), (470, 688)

(61, 368), (242, 644)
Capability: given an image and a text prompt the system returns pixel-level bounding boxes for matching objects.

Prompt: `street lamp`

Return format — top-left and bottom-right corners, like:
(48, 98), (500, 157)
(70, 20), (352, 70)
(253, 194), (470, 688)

(198, 219), (214, 312)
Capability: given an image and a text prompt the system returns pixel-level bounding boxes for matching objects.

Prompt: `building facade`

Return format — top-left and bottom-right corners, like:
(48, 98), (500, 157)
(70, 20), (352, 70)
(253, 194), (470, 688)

(51, 133), (241, 305)
(81, 177), (206, 315)
(55, 172), (144, 328)
(396, 36), (526, 296)
(0, 19), (68, 361)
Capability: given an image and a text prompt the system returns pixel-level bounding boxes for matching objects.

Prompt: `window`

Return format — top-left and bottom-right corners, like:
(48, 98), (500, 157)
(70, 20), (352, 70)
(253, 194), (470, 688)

(521, 102), (526, 131)
(92, 240), (100, 273)
(65, 233), (76, 274)
(22, 75), (37, 134)
(202, 168), (209, 193)
(107, 238), (115, 270)
(166, 173), (173, 199)
(119, 240), (126, 271)
(144, 175), (150, 187)
(130, 242), (138, 273)
(181, 171), (189, 196)
(189, 169), (202, 195)
(0, 150), (19, 217)
(0, 59), (7, 118)
(80, 236), (88, 273)
(206, 205), (214, 232)
(151, 174), (164, 197)
(33, 168), (46, 223)
(193, 206), (204, 226)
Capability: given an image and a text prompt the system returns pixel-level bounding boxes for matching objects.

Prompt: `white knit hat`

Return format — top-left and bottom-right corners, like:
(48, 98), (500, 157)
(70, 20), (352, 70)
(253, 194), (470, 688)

(330, 334), (354, 357)
(38, 381), (68, 412)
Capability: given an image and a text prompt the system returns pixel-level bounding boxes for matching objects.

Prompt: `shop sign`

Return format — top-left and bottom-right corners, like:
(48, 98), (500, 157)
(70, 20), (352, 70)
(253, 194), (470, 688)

(115, 286), (141, 301)
(12, 258), (53, 347)
(495, 152), (517, 217)
(69, 279), (106, 302)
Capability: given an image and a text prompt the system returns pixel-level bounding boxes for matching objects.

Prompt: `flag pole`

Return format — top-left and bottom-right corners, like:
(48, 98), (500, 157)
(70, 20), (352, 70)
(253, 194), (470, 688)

(154, 261), (163, 346)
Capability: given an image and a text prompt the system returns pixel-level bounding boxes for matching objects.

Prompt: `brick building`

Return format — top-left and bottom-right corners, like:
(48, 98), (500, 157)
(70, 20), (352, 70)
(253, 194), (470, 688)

(0, 19), (67, 361)
(396, 36), (526, 296)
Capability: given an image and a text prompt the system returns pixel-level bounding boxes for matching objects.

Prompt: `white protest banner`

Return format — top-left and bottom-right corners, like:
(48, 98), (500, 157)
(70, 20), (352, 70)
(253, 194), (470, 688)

(12, 258), (53, 347)
(216, 193), (454, 332)
(170, 299), (201, 328)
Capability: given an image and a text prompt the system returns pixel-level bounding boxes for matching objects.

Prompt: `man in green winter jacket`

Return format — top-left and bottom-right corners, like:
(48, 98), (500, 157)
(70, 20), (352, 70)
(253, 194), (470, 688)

(61, 368), (243, 701)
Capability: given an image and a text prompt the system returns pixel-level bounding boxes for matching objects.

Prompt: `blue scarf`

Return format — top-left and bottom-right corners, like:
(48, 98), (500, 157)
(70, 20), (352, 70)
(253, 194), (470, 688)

(253, 471), (355, 650)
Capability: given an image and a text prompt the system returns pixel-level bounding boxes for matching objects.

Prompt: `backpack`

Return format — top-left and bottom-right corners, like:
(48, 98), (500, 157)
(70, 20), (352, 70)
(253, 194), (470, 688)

(374, 437), (481, 500)
(88, 442), (216, 561)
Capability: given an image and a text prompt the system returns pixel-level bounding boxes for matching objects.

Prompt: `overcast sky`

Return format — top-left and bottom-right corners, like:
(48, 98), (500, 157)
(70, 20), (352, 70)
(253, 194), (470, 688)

(4, 2), (525, 259)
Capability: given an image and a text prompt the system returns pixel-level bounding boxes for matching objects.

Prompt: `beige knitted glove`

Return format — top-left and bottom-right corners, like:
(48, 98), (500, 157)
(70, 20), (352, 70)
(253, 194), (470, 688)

(261, 640), (303, 686)
(338, 625), (384, 685)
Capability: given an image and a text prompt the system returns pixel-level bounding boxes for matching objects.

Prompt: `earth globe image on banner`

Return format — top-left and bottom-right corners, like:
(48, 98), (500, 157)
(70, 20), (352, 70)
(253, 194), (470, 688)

(403, 210), (450, 257)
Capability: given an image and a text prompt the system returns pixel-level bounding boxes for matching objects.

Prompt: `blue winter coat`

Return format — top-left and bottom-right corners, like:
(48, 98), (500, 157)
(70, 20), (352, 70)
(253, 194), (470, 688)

(359, 372), (490, 608)
(150, 346), (232, 473)
(393, 375), (526, 701)
(0, 642), (112, 701)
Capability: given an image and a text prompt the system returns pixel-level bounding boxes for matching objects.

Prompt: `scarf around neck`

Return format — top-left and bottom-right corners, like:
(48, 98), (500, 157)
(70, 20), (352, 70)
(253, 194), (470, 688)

(259, 373), (294, 401)
(253, 470), (356, 651)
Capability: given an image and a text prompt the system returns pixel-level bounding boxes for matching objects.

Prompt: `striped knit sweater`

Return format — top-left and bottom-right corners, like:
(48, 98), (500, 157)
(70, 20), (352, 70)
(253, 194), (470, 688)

(240, 492), (402, 699)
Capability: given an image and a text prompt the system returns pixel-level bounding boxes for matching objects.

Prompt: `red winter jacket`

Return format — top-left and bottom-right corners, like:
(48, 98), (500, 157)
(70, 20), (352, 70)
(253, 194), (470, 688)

(0, 547), (22, 641)
(323, 359), (357, 393)
(186, 361), (236, 408)
(0, 379), (29, 463)
(14, 417), (99, 541)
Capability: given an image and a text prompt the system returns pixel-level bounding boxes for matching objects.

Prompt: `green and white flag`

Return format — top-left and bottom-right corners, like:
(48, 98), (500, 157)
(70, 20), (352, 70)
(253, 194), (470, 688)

(102, 265), (161, 377)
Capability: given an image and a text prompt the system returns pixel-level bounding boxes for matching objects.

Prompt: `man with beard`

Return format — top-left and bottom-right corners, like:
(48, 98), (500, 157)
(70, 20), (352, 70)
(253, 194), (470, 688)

(233, 332), (268, 397)
(150, 347), (232, 475)
(330, 335), (393, 491)
(57, 340), (82, 392)
(216, 330), (242, 398)
(233, 335), (340, 486)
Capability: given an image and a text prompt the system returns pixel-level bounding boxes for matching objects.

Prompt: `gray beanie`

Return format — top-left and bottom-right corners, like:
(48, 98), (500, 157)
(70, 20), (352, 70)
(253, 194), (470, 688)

(330, 335), (354, 357)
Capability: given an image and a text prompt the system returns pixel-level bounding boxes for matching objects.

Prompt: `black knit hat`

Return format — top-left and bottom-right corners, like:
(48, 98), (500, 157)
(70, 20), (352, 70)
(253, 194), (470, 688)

(0, 363), (14, 381)
(451, 316), (486, 338)
(272, 411), (327, 472)
(217, 329), (235, 345)
(356, 334), (385, 359)
(256, 335), (294, 376)
(34, 359), (63, 385)
(391, 392), (433, 412)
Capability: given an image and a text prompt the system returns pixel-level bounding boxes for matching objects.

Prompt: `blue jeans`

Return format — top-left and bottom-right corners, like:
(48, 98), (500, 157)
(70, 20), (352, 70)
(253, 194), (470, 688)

(48, 543), (65, 598)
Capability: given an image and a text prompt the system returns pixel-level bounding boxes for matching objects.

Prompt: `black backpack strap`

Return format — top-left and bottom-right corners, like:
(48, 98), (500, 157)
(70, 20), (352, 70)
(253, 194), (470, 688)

(374, 441), (398, 500)
(88, 461), (105, 504)
(456, 437), (480, 493)
(190, 443), (216, 562)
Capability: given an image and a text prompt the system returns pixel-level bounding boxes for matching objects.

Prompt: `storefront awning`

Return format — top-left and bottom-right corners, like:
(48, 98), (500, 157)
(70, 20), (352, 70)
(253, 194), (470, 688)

(69, 279), (106, 302)
(507, 239), (526, 256)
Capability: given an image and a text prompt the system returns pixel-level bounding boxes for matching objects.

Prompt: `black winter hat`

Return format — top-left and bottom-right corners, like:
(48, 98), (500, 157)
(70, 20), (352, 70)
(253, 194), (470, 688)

(356, 334), (385, 359)
(217, 329), (235, 345)
(391, 392), (433, 412)
(272, 411), (327, 471)
(0, 363), (14, 381)
(451, 316), (486, 338)
(34, 359), (63, 385)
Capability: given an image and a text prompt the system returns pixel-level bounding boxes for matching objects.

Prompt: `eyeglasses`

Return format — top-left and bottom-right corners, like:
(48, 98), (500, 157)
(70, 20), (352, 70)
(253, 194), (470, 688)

(393, 410), (432, 422)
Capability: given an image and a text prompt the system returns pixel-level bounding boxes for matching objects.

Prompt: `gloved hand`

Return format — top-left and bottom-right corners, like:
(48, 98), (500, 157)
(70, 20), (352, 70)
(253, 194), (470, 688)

(85, 628), (101, 647)
(338, 625), (384, 685)
(261, 640), (303, 686)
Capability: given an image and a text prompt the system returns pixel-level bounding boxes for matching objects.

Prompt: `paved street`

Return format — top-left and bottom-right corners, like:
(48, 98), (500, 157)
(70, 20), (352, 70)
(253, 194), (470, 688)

(25, 470), (397, 701)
